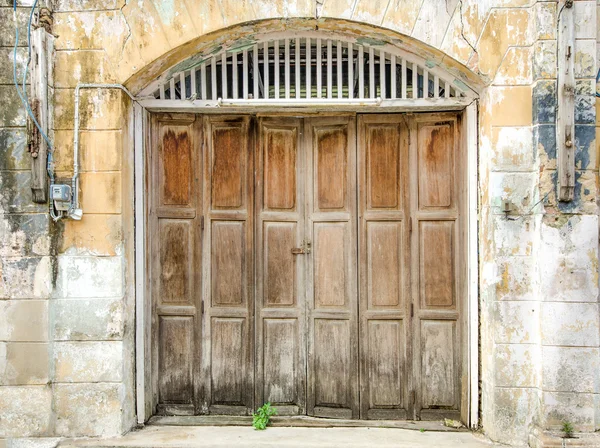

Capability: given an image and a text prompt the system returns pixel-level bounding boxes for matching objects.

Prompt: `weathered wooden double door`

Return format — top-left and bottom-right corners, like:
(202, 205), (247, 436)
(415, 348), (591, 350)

(150, 113), (464, 421)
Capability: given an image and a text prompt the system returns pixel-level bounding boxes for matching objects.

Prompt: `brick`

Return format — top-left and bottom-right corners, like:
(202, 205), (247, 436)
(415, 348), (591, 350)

(56, 255), (122, 298)
(0, 386), (51, 437)
(79, 172), (122, 214)
(54, 341), (122, 382)
(0, 342), (49, 385)
(53, 298), (123, 341)
(54, 383), (121, 437)
(541, 302), (599, 347)
(0, 300), (48, 341)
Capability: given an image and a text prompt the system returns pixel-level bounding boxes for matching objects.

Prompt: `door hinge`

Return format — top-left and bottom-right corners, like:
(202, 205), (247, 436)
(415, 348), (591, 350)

(410, 303), (414, 318)
(200, 216), (204, 230)
(409, 217), (413, 232)
(201, 301), (205, 314)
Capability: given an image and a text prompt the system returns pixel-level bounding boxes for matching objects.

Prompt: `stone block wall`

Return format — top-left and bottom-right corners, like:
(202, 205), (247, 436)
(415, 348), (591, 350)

(0, 0), (598, 447)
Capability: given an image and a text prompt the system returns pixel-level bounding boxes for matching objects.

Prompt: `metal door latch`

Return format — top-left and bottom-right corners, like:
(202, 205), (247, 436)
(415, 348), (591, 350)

(291, 239), (311, 255)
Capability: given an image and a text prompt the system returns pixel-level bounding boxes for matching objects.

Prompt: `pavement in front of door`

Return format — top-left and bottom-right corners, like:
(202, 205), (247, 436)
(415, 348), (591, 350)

(59, 425), (498, 448)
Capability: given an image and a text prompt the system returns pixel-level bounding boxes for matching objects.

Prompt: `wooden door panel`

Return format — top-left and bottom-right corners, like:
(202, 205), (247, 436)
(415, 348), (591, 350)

(201, 116), (254, 415)
(358, 115), (409, 419)
(211, 221), (246, 307)
(255, 118), (305, 415)
(151, 114), (202, 416)
(420, 320), (457, 409)
(420, 221), (455, 309)
(306, 117), (358, 419)
(411, 115), (462, 421)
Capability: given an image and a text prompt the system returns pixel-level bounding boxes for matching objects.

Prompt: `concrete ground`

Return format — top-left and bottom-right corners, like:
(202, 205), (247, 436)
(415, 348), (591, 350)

(60, 425), (497, 448)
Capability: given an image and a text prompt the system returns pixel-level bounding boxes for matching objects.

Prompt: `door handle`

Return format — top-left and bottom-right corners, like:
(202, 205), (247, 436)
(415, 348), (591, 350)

(291, 247), (306, 255)
(291, 240), (311, 255)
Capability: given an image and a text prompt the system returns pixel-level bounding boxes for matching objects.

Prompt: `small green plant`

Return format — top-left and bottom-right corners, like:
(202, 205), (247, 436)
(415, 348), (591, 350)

(562, 421), (574, 438)
(419, 428), (426, 433)
(252, 402), (277, 430)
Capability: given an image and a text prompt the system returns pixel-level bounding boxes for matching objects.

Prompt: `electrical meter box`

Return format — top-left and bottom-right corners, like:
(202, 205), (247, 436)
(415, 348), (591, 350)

(50, 184), (72, 211)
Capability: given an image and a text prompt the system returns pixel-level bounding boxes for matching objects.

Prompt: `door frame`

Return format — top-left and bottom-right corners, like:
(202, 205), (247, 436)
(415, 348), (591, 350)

(134, 102), (479, 427)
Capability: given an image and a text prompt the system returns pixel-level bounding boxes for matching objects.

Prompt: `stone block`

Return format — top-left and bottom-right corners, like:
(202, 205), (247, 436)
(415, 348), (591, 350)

(382, 0), (423, 37)
(79, 172), (122, 214)
(0, 214), (50, 257)
(61, 214), (122, 256)
(494, 344), (540, 388)
(53, 11), (128, 52)
(411, 0), (457, 49)
(54, 88), (124, 131)
(574, 2), (596, 40)
(489, 86), (532, 126)
(0, 129), (28, 171)
(496, 256), (536, 301)
(493, 216), (536, 257)
(251, 0), (312, 18)
(489, 172), (538, 215)
(542, 347), (599, 394)
(0, 7), (28, 47)
(0, 86), (26, 127)
(0, 300), (48, 341)
(541, 302), (599, 347)
(534, 2), (556, 40)
(0, 386), (51, 437)
(534, 124), (556, 168)
(53, 130), (122, 173)
(352, 0), (389, 25)
(494, 46), (532, 86)
(574, 39), (596, 78)
(491, 126), (535, 172)
(532, 80), (556, 124)
(54, 0), (122, 10)
(54, 341), (123, 382)
(0, 172), (49, 214)
(319, 0), (354, 19)
(54, 383), (122, 437)
(0, 342), (49, 385)
(439, 6), (476, 65)
(533, 40), (556, 80)
(0, 47), (26, 84)
(543, 391), (596, 430)
(56, 255), (122, 298)
(0, 257), (52, 300)
(53, 298), (123, 341)
(494, 301), (540, 344)
(54, 50), (117, 88)
(8, 438), (62, 448)
(491, 387), (540, 445)
(555, 170), (598, 215)
(575, 124), (596, 170)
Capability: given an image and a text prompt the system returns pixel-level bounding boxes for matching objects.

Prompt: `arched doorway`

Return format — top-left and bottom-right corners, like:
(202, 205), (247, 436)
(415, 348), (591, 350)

(138, 28), (478, 424)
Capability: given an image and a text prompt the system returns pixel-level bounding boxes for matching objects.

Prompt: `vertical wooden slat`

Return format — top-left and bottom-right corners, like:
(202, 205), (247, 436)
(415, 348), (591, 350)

(190, 67), (197, 99)
(264, 42), (270, 99)
(275, 40), (280, 99)
(327, 40), (332, 99)
(358, 45), (364, 99)
(159, 84), (165, 100)
(348, 42), (353, 99)
(243, 49), (248, 99)
(222, 52), (228, 99)
(317, 38), (322, 98)
(285, 38), (290, 99)
(423, 69), (428, 98)
(390, 54), (396, 99)
(369, 47), (374, 99)
(444, 81), (450, 98)
(296, 38), (301, 99)
(306, 38), (311, 99)
(412, 62), (417, 99)
(170, 78), (176, 99)
(433, 75), (439, 99)
(232, 52), (238, 99)
(253, 45), (259, 99)
(337, 40), (343, 99)
(379, 50), (385, 99)
(180, 72), (186, 99)
(211, 57), (217, 100)
(200, 63), (207, 100)
(401, 58), (407, 99)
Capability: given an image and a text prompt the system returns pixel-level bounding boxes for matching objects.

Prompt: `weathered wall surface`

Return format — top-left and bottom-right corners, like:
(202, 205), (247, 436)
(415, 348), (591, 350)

(0, 0), (598, 447)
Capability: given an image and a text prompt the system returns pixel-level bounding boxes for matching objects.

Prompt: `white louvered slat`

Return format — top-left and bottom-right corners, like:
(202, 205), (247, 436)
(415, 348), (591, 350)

(150, 34), (472, 105)
(348, 42), (353, 99)
(306, 37), (311, 99)
(317, 38), (322, 98)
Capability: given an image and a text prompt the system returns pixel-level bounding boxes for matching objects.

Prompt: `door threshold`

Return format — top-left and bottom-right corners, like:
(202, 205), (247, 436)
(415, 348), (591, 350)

(147, 415), (466, 432)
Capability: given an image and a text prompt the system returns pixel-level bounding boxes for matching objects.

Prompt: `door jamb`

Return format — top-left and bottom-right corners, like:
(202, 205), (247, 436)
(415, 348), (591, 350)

(134, 104), (480, 427)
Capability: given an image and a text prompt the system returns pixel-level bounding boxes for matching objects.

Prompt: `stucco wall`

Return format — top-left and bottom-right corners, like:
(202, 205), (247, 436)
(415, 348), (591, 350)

(0, 0), (598, 447)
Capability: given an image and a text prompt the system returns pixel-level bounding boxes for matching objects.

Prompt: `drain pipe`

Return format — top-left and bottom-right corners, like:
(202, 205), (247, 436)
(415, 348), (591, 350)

(69, 83), (138, 220)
